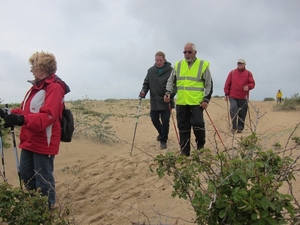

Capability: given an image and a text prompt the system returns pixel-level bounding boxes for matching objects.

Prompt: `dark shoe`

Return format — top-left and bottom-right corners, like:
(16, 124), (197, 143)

(231, 129), (237, 133)
(180, 151), (190, 157)
(197, 145), (204, 150)
(48, 203), (56, 211)
(156, 135), (160, 141)
(160, 141), (167, 149)
(237, 129), (243, 133)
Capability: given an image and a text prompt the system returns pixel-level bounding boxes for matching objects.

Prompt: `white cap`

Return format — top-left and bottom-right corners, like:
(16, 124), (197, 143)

(237, 59), (246, 64)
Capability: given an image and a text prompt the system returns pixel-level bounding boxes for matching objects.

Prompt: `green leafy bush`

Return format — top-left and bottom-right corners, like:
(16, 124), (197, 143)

(0, 183), (71, 224)
(151, 132), (299, 224)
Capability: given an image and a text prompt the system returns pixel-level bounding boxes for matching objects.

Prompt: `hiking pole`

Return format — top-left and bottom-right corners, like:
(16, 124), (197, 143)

(130, 98), (142, 156)
(5, 104), (22, 188)
(204, 109), (226, 150)
(0, 123), (7, 182)
(168, 103), (180, 148)
(226, 100), (231, 131)
(247, 94), (253, 132)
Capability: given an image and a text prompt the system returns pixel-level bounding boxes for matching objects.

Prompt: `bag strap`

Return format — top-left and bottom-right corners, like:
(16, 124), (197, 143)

(59, 102), (65, 123)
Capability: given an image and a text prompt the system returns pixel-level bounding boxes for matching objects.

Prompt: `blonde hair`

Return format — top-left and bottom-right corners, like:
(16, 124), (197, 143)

(29, 51), (57, 75)
(155, 51), (166, 60)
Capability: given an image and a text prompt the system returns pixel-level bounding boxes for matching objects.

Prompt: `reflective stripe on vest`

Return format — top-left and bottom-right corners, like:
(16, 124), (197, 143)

(175, 59), (209, 105)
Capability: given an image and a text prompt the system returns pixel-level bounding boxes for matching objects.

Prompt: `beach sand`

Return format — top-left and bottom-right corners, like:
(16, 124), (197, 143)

(2, 98), (300, 224)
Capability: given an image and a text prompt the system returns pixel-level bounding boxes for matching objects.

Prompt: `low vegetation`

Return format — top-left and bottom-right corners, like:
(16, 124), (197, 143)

(0, 182), (73, 224)
(263, 97), (275, 101)
(274, 93), (300, 111)
(66, 97), (118, 143)
(152, 131), (300, 224)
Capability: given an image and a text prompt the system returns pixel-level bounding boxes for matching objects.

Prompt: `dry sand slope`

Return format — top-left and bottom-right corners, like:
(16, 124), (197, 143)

(2, 98), (300, 225)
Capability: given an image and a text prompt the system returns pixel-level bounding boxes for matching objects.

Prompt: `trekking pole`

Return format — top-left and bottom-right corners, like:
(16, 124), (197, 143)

(204, 109), (226, 150)
(247, 95), (253, 132)
(168, 103), (180, 148)
(248, 101), (252, 132)
(226, 100), (231, 131)
(0, 124), (7, 182)
(130, 98), (142, 156)
(5, 104), (22, 188)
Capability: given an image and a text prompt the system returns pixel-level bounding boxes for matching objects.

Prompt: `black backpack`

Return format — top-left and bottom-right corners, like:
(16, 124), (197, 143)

(60, 104), (74, 142)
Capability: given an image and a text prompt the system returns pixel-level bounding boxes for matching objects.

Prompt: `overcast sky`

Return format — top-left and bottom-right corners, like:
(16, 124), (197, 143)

(0, 0), (299, 103)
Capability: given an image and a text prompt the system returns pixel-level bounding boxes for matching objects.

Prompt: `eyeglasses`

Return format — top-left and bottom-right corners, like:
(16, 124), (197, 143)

(183, 51), (193, 54)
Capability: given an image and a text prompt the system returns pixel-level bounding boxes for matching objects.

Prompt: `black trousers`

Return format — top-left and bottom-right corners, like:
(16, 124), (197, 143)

(176, 105), (205, 156)
(229, 98), (248, 130)
(150, 109), (170, 142)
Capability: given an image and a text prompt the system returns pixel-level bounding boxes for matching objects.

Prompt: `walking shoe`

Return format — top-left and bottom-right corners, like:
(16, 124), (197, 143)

(48, 203), (56, 211)
(197, 145), (204, 150)
(237, 129), (243, 133)
(231, 129), (237, 133)
(156, 135), (160, 141)
(160, 141), (167, 149)
(180, 151), (190, 157)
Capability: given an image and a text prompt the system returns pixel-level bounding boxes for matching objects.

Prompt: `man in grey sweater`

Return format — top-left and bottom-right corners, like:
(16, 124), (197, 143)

(139, 51), (176, 149)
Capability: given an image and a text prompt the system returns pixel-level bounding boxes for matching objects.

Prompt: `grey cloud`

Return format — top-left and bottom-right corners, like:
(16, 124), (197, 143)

(0, 0), (299, 103)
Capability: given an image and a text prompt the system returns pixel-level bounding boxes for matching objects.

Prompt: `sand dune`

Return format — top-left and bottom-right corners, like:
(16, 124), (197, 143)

(1, 98), (300, 224)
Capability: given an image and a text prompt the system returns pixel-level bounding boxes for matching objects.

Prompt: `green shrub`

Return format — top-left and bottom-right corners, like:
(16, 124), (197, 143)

(104, 98), (119, 103)
(0, 121), (12, 148)
(0, 183), (71, 224)
(263, 97), (275, 101)
(69, 98), (117, 143)
(274, 93), (300, 111)
(151, 132), (299, 224)
(0, 103), (21, 109)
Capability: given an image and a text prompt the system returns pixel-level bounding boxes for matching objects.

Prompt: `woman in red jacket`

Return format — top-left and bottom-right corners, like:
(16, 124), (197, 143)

(224, 59), (255, 133)
(3, 51), (70, 208)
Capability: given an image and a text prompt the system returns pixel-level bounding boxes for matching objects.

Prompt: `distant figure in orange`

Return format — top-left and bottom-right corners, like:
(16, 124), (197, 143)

(276, 90), (282, 104)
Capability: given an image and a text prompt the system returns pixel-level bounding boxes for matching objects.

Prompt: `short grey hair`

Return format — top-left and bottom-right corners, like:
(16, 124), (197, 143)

(185, 42), (196, 51)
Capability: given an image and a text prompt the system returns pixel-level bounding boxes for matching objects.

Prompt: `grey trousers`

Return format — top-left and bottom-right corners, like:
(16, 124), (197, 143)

(229, 98), (248, 130)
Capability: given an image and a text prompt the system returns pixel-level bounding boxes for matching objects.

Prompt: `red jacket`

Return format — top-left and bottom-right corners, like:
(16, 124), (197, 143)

(12, 74), (68, 155)
(224, 68), (255, 99)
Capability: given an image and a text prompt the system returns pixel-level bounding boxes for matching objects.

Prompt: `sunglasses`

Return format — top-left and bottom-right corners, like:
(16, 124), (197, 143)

(183, 51), (193, 54)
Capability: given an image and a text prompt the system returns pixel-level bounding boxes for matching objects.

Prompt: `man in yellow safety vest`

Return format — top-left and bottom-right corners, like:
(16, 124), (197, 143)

(276, 89), (282, 104)
(164, 42), (213, 156)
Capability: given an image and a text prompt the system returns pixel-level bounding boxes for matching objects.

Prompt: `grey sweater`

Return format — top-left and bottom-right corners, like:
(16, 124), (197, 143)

(141, 62), (176, 110)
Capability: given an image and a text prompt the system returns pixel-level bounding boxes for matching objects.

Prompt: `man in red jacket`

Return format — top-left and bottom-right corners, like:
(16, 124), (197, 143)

(224, 59), (255, 133)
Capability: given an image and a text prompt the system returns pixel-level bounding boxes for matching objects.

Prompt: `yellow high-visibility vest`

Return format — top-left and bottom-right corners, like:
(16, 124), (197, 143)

(175, 59), (209, 105)
(276, 92), (282, 98)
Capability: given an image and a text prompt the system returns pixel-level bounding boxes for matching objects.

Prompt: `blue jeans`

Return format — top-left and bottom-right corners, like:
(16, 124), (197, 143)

(150, 109), (170, 142)
(20, 149), (55, 205)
